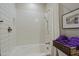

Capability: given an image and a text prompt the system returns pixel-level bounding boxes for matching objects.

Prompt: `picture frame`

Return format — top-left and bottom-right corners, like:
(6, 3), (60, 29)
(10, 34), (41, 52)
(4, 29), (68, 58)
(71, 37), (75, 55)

(63, 8), (79, 28)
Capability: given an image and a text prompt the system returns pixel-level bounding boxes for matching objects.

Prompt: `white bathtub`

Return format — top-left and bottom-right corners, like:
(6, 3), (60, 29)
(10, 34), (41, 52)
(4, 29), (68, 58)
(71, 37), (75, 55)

(9, 44), (50, 56)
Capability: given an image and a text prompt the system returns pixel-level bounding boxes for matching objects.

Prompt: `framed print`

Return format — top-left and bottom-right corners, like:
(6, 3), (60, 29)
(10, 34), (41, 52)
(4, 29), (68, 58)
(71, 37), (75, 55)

(63, 8), (79, 28)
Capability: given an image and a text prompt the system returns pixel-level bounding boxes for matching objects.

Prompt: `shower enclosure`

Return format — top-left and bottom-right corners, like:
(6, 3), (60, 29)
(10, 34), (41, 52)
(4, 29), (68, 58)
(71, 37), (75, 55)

(0, 3), (59, 56)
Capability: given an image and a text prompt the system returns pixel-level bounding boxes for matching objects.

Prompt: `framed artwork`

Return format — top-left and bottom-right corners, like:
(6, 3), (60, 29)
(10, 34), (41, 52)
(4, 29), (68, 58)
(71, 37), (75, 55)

(63, 8), (79, 28)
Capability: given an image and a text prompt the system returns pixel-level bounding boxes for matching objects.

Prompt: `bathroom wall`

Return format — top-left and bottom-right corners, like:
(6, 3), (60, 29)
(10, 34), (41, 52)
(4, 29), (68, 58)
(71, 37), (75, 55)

(55, 4), (79, 56)
(59, 3), (79, 37)
(16, 3), (46, 46)
(0, 4), (16, 56)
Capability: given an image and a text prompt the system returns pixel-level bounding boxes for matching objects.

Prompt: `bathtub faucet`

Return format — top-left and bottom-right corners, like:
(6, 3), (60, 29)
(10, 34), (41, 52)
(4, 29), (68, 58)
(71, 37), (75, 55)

(45, 42), (50, 45)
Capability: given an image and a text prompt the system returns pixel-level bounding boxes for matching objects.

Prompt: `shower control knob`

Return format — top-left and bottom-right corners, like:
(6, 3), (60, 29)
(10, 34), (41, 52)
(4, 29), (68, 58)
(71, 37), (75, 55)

(8, 27), (12, 32)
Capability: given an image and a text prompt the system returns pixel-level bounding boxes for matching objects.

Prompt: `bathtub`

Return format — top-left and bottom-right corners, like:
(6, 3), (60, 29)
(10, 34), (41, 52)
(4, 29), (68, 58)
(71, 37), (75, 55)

(9, 44), (50, 56)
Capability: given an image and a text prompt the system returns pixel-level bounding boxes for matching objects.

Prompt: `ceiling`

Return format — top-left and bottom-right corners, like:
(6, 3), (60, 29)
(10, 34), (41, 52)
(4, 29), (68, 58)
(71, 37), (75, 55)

(62, 3), (79, 11)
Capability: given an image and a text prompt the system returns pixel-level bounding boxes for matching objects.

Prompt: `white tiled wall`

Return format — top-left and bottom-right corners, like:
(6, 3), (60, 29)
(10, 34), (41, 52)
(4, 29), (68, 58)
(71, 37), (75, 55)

(0, 4), (16, 56)
(16, 4), (46, 45)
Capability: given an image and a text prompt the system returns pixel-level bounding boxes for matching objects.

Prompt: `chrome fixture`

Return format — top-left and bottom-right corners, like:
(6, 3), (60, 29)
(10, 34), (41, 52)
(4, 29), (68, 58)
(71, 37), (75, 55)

(45, 42), (50, 45)
(8, 27), (12, 32)
(0, 20), (3, 22)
